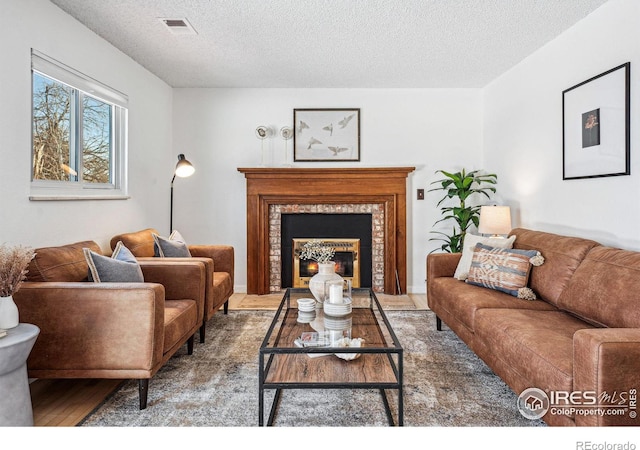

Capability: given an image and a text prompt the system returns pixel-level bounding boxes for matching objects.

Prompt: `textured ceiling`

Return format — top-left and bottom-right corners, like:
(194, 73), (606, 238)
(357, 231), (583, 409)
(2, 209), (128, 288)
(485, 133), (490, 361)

(49, 0), (610, 88)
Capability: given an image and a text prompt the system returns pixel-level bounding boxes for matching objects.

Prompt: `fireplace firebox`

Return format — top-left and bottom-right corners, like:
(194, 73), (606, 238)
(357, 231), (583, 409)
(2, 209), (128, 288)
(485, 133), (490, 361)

(293, 238), (360, 288)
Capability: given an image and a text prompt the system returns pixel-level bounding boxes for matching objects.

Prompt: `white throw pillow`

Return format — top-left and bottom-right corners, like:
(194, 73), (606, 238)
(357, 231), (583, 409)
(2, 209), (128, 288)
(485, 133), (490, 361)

(453, 234), (516, 280)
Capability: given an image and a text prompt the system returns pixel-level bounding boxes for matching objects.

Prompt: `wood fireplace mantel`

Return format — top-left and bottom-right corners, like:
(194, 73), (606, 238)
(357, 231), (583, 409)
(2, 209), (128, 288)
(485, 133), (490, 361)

(238, 167), (415, 294)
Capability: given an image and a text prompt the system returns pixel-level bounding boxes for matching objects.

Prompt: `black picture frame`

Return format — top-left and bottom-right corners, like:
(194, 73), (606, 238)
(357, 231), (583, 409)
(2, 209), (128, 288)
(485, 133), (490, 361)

(562, 62), (630, 180)
(293, 108), (360, 162)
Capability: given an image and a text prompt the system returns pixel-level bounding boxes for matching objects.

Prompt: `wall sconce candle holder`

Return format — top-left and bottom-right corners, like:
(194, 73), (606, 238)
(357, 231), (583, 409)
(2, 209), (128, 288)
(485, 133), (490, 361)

(256, 125), (273, 166)
(280, 126), (293, 166)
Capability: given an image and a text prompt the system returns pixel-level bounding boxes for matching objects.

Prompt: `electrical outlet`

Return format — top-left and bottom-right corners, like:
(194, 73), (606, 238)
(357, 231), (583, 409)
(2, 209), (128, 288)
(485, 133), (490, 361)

(417, 189), (424, 200)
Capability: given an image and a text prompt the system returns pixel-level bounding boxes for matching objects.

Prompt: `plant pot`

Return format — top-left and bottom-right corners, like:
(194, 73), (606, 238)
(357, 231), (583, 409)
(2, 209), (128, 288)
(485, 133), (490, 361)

(308, 262), (343, 307)
(0, 295), (19, 329)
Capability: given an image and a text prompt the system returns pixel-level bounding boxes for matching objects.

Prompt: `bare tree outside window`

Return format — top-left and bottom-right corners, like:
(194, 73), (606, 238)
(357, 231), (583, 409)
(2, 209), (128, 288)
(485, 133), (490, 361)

(32, 73), (112, 184)
(82, 96), (111, 183)
(32, 73), (72, 181)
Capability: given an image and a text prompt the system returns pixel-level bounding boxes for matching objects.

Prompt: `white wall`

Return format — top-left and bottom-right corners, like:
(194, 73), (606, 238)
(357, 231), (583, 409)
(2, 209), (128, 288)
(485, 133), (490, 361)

(16, 0), (620, 293)
(0, 1), (484, 294)
(0, 0), (173, 251)
(172, 88), (483, 293)
(484, 0), (640, 249)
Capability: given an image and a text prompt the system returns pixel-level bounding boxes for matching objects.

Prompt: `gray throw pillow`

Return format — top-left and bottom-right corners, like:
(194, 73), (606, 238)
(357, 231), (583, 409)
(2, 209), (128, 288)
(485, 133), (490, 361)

(152, 230), (191, 257)
(84, 241), (144, 282)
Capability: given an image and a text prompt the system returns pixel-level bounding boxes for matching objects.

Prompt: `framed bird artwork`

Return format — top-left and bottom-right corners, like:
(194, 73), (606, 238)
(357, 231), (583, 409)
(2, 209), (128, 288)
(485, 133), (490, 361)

(293, 108), (360, 162)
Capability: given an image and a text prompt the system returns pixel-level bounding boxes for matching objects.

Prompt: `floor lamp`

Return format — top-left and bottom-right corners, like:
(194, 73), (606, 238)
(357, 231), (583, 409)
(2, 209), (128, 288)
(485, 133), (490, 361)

(170, 154), (195, 233)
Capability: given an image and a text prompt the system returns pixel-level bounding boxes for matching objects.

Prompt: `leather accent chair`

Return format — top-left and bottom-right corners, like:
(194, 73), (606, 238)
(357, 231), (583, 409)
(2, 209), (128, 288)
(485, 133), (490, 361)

(110, 229), (234, 343)
(14, 240), (205, 409)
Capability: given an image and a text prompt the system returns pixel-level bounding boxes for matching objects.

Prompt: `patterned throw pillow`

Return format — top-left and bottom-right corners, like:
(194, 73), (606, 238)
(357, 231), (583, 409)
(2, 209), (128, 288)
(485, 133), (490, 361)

(466, 243), (544, 300)
(453, 234), (517, 280)
(84, 241), (144, 283)
(152, 230), (191, 257)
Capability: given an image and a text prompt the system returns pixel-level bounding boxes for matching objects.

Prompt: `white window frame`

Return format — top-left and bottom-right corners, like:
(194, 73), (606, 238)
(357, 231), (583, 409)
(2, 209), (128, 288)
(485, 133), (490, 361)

(30, 50), (129, 200)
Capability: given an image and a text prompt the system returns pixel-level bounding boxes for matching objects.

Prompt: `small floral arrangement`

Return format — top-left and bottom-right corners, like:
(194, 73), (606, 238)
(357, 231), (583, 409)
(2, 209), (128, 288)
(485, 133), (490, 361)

(0, 244), (35, 297)
(298, 239), (335, 264)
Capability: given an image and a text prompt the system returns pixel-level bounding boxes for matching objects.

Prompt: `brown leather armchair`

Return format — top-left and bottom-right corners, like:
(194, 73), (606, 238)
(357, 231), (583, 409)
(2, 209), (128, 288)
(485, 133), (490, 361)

(110, 229), (234, 343)
(13, 240), (206, 409)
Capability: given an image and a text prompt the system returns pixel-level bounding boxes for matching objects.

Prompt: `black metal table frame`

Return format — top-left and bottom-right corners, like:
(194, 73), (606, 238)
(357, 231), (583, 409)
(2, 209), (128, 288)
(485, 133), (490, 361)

(258, 288), (404, 426)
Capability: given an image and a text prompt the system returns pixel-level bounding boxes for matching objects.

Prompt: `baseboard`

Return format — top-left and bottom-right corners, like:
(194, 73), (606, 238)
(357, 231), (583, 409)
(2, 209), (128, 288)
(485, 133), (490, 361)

(407, 286), (426, 294)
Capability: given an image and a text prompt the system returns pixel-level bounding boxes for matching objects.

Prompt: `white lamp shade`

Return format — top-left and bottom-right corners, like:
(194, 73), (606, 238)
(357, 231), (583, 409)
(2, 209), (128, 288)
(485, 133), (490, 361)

(478, 206), (512, 236)
(175, 154), (195, 178)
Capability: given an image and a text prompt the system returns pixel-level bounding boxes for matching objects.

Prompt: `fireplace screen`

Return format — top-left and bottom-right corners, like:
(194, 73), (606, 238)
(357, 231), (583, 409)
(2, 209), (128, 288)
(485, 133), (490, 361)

(293, 239), (360, 288)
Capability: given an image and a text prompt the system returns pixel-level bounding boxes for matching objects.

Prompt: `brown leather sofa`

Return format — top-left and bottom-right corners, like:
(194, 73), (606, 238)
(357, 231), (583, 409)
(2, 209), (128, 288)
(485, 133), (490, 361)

(13, 240), (206, 409)
(109, 229), (234, 343)
(427, 228), (640, 426)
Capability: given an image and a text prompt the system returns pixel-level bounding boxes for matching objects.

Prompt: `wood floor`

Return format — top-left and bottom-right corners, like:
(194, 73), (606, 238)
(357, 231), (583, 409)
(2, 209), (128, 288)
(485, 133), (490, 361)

(31, 379), (124, 426)
(29, 292), (427, 426)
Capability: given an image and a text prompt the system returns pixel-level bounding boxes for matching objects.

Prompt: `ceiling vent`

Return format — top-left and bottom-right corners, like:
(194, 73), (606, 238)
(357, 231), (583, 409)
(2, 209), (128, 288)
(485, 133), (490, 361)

(159, 18), (198, 35)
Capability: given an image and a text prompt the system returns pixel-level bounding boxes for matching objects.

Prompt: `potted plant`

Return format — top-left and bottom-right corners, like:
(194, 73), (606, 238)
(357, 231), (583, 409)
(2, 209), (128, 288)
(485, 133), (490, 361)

(428, 169), (497, 253)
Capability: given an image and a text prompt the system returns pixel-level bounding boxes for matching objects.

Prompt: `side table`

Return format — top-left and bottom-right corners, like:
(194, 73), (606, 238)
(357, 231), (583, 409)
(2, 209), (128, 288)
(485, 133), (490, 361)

(0, 323), (40, 426)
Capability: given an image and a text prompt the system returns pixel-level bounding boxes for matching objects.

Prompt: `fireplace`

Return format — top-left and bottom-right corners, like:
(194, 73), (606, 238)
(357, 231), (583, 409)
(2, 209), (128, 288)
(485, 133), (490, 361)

(292, 238), (360, 288)
(238, 167), (415, 294)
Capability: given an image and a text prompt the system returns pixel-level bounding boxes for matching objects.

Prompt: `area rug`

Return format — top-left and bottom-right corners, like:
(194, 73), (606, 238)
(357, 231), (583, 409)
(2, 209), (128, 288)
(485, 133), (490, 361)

(80, 310), (544, 427)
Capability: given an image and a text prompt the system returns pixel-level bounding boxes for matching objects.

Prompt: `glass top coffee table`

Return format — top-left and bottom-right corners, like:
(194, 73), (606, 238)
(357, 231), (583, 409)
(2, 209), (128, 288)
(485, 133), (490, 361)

(258, 288), (403, 426)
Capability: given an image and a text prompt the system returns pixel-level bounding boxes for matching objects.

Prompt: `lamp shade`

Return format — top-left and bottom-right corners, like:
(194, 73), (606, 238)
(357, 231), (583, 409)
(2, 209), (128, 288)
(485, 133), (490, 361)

(174, 154), (195, 178)
(170, 154), (195, 233)
(478, 206), (512, 236)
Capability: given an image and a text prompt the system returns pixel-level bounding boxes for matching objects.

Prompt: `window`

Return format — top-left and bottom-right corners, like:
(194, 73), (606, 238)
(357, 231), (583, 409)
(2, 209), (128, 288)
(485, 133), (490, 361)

(30, 50), (128, 200)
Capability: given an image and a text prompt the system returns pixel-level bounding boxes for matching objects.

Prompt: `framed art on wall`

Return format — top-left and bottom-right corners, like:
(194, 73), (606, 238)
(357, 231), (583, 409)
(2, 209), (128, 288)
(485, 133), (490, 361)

(562, 62), (630, 180)
(293, 108), (360, 161)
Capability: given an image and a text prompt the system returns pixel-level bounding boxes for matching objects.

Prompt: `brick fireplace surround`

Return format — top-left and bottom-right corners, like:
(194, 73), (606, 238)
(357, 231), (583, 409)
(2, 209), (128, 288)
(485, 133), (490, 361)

(238, 167), (415, 295)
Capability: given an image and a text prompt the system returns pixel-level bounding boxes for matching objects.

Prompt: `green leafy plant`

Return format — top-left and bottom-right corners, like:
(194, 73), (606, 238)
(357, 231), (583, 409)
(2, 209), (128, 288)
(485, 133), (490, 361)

(428, 169), (497, 253)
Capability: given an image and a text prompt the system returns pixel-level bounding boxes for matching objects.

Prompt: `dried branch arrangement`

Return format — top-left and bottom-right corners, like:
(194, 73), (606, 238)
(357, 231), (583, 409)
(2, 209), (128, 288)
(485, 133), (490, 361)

(0, 244), (35, 297)
(298, 239), (335, 264)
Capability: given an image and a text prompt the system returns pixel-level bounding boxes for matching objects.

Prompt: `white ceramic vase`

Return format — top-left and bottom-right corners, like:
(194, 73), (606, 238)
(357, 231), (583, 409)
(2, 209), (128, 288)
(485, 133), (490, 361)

(308, 262), (343, 307)
(0, 295), (19, 329)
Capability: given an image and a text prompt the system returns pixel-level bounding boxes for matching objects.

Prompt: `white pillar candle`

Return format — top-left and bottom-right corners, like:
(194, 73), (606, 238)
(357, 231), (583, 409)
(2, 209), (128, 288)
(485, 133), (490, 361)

(329, 283), (343, 304)
(329, 329), (343, 346)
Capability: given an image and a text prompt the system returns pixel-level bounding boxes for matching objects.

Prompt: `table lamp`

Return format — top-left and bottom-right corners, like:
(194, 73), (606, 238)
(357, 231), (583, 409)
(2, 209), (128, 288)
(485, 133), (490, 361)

(478, 205), (511, 237)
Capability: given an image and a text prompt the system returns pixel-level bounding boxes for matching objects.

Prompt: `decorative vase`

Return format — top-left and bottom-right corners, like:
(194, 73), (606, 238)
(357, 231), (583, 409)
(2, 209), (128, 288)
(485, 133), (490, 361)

(0, 295), (19, 329)
(308, 262), (343, 307)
